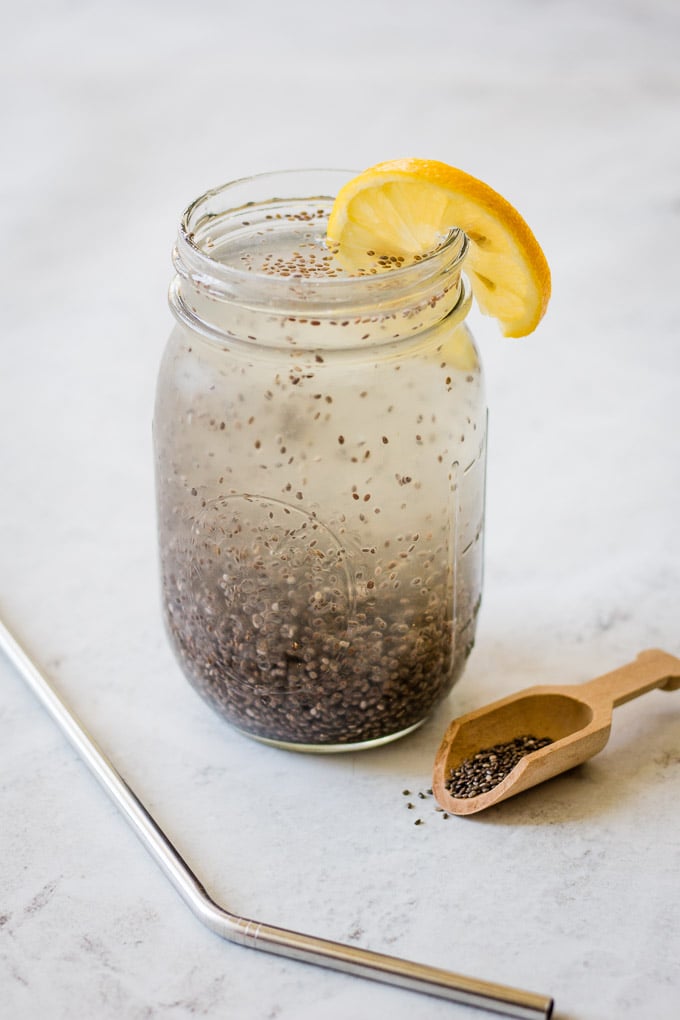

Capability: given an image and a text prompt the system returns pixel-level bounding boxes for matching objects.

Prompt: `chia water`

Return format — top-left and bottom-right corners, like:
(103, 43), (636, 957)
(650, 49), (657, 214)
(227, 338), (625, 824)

(155, 173), (486, 749)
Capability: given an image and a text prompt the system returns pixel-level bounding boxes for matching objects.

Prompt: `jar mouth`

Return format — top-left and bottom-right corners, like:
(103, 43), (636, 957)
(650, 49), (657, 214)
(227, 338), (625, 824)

(173, 169), (467, 315)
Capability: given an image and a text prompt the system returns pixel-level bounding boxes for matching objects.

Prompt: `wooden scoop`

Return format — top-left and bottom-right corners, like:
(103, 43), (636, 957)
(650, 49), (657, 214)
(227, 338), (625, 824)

(433, 649), (680, 816)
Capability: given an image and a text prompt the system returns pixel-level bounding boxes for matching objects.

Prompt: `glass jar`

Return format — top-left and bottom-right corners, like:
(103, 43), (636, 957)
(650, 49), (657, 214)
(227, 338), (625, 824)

(154, 170), (486, 751)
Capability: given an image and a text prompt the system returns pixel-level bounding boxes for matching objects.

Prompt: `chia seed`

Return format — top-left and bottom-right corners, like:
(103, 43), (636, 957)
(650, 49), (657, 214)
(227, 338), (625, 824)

(160, 484), (484, 746)
(445, 734), (554, 799)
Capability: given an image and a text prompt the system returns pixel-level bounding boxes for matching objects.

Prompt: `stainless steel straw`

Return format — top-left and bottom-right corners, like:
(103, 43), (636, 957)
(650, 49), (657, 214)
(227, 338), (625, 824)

(1, 613), (553, 1019)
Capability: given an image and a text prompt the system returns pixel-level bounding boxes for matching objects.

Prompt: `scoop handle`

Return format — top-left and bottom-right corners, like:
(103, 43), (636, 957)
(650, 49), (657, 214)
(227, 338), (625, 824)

(582, 648), (680, 709)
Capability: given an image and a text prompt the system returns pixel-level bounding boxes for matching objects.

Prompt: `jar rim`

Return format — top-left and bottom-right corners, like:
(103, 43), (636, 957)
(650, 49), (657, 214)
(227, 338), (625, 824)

(173, 169), (467, 311)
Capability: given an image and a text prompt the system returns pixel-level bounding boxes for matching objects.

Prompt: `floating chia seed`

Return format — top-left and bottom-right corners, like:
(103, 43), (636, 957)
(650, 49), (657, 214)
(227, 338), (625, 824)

(445, 734), (554, 799)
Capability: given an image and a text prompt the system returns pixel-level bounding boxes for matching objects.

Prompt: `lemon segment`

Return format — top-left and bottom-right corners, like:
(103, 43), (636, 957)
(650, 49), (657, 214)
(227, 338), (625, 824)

(327, 159), (551, 337)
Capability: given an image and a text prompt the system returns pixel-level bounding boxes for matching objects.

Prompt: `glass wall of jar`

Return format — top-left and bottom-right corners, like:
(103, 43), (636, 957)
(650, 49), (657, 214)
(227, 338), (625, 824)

(154, 170), (486, 751)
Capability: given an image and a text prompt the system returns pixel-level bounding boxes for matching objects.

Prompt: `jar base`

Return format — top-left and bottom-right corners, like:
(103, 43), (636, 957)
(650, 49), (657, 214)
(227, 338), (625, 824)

(230, 716), (428, 754)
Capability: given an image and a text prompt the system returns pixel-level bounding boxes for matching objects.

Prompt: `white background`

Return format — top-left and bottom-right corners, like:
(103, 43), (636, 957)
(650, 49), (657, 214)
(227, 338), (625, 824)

(1, 2), (679, 1018)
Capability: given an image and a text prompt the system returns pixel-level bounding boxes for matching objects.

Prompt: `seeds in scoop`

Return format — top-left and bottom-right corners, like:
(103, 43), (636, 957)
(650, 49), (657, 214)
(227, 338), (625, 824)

(445, 734), (553, 799)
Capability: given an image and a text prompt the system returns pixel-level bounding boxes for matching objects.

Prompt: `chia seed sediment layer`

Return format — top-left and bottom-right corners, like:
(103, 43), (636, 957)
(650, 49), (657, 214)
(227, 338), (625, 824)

(161, 504), (478, 745)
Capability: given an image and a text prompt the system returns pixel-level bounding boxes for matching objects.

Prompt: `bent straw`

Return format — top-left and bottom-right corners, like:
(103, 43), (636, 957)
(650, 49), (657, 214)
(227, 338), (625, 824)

(0, 613), (552, 1019)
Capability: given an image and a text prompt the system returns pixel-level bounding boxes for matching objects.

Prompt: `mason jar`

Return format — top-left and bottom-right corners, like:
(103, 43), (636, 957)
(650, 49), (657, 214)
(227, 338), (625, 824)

(154, 170), (486, 751)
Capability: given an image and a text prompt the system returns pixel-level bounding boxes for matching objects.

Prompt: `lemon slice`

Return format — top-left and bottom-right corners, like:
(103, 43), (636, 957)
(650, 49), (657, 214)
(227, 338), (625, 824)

(327, 158), (551, 337)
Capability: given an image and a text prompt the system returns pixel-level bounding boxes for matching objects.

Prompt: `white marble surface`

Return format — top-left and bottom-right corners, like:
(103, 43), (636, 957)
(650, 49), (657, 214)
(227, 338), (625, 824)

(2, 2), (679, 1018)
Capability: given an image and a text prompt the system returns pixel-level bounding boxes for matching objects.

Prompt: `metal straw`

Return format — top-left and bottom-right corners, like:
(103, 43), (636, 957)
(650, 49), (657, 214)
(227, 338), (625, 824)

(0, 613), (553, 1019)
